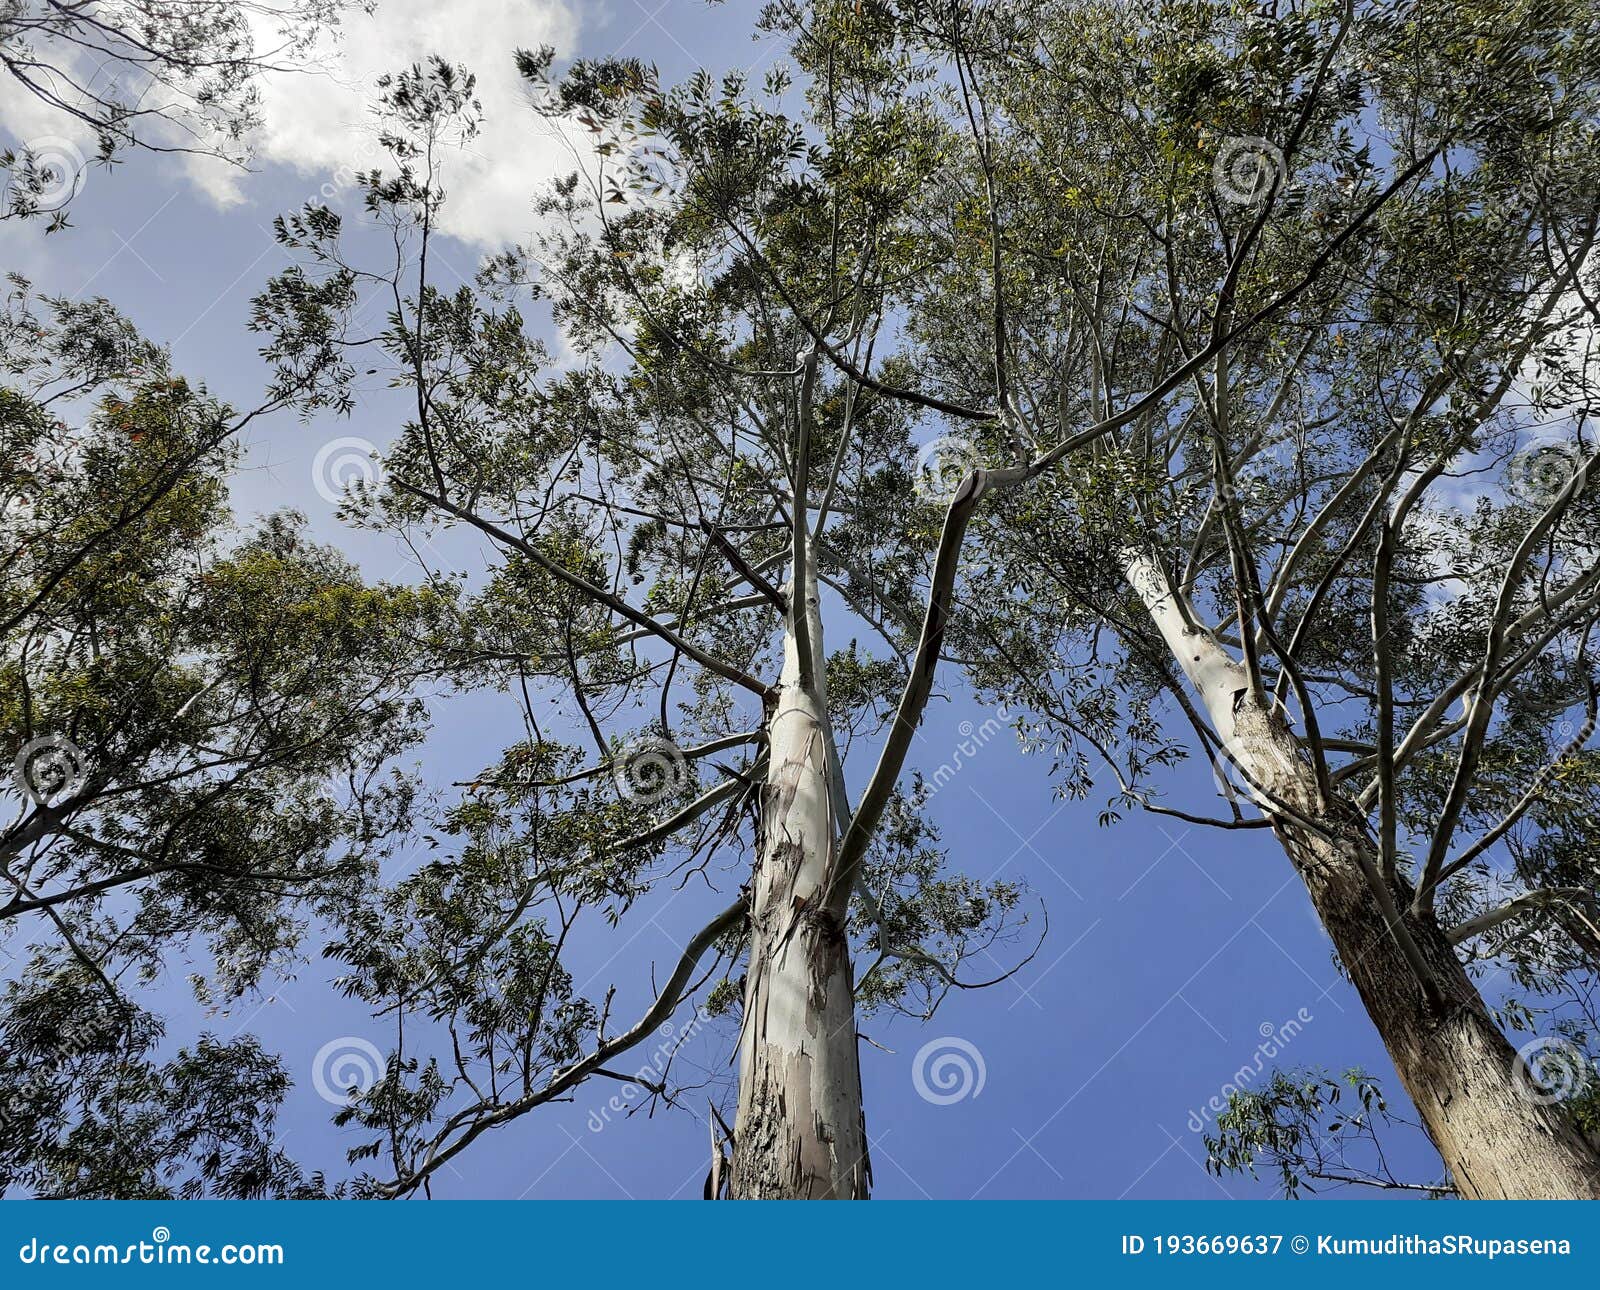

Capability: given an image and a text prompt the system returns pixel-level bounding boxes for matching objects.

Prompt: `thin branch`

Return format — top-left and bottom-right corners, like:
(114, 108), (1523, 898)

(378, 893), (748, 1197)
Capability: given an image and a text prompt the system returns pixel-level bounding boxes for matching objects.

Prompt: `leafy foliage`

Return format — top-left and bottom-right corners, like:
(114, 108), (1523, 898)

(1, 0), (357, 228)
(1205, 1067), (1452, 1197)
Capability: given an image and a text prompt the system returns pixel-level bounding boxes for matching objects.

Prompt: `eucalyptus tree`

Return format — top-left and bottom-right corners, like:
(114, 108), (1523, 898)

(251, 56), (1027, 1199)
(1, 0), (356, 227)
(248, 0), (1451, 1192)
(812, 0), (1600, 1197)
(0, 279), (439, 1194)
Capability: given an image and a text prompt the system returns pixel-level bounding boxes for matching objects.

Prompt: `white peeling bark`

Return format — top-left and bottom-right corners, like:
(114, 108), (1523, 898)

(1122, 547), (1600, 1199)
(1121, 547), (1255, 751)
(729, 558), (869, 1199)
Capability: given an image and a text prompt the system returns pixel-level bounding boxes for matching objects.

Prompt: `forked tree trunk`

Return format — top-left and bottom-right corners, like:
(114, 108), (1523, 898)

(730, 562), (869, 1199)
(1123, 549), (1600, 1199)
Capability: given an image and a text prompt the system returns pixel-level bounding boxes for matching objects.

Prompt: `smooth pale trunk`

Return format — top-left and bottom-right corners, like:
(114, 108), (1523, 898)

(1123, 549), (1600, 1199)
(729, 566), (869, 1199)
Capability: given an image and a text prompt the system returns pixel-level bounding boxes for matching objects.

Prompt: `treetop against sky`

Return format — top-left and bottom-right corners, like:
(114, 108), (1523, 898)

(2, 0), (1599, 1200)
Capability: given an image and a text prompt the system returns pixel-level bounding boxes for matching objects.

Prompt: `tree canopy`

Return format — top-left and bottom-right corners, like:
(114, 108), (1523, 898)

(1, 0), (357, 227)
(5, 0), (1600, 1200)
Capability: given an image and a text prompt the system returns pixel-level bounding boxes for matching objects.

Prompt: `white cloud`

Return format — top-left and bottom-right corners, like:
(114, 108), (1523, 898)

(190, 0), (590, 250)
(0, 0), (592, 249)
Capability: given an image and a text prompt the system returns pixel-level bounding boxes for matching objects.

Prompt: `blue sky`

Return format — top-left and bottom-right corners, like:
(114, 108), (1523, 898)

(0, 0), (1455, 1199)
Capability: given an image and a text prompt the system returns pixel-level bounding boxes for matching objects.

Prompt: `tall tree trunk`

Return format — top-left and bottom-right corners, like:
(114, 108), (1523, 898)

(1122, 549), (1600, 1198)
(730, 561), (869, 1199)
